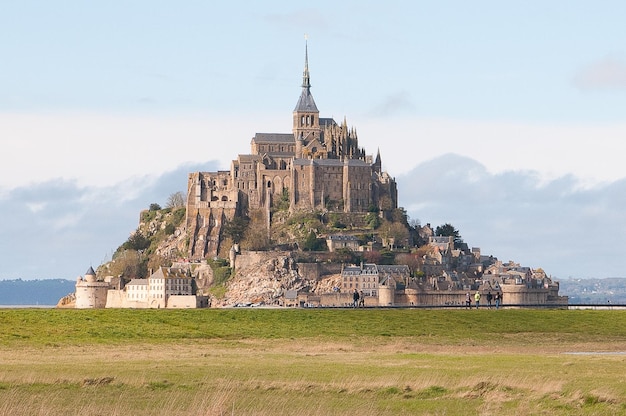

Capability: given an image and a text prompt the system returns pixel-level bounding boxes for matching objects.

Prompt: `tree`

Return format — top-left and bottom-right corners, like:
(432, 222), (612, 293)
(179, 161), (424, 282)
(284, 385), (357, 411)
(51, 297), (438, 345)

(363, 250), (382, 264)
(241, 210), (270, 251)
(147, 254), (171, 274)
(271, 188), (290, 212)
(122, 232), (151, 252)
(364, 212), (380, 229)
(149, 203), (161, 211)
(407, 217), (424, 247)
(386, 222), (409, 248)
(302, 231), (326, 251)
(166, 191), (185, 209)
(223, 216), (250, 244)
(331, 248), (360, 264)
(394, 253), (422, 275)
(391, 207), (408, 225)
(108, 249), (147, 278)
(435, 223), (464, 246)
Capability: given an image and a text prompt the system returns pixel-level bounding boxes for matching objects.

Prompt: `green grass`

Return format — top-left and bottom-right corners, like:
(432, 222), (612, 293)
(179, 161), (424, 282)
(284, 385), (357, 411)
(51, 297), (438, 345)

(1, 308), (626, 346)
(1, 309), (626, 415)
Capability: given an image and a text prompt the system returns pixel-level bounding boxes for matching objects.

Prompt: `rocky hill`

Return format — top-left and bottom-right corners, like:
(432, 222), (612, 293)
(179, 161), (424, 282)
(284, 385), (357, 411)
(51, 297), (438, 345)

(88, 191), (421, 306)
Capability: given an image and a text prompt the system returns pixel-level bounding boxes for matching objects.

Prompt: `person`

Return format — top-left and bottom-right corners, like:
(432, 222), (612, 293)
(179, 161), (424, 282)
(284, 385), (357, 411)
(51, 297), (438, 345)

(465, 292), (472, 309)
(474, 290), (481, 309)
(359, 291), (365, 308)
(494, 292), (501, 309)
(353, 289), (360, 308)
(486, 292), (493, 309)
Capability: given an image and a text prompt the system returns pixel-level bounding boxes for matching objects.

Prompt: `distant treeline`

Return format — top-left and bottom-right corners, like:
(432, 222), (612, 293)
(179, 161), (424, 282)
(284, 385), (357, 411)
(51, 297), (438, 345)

(0, 279), (75, 306)
(559, 277), (626, 304)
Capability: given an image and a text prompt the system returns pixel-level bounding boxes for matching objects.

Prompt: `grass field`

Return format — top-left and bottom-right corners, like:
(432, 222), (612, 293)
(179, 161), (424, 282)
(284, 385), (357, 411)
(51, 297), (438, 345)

(1, 308), (625, 415)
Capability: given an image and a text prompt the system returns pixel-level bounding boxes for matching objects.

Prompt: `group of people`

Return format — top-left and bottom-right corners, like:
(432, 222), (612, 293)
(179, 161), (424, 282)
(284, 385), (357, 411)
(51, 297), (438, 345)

(465, 291), (501, 309)
(353, 289), (365, 308)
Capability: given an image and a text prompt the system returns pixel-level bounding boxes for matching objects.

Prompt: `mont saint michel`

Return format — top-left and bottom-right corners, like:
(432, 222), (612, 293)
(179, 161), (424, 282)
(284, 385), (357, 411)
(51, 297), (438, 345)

(64, 45), (566, 309)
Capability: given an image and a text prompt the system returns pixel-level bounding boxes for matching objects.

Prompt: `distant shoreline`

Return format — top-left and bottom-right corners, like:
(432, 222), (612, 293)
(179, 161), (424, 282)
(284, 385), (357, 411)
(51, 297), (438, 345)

(0, 305), (55, 309)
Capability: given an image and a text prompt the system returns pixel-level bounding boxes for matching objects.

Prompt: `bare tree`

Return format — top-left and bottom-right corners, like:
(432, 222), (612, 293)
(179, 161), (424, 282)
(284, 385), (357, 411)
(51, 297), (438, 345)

(166, 191), (185, 209)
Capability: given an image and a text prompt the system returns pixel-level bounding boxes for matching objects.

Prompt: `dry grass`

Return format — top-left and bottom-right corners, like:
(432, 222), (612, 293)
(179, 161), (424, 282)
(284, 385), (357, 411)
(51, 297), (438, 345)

(1, 338), (626, 415)
(1, 309), (626, 415)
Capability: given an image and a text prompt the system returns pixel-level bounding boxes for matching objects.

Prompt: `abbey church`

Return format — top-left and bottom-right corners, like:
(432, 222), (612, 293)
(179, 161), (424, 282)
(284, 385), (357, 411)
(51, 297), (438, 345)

(185, 45), (398, 260)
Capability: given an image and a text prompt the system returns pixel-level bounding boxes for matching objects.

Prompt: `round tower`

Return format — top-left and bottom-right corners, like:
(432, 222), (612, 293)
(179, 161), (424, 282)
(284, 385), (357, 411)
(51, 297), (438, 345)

(378, 276), (395, 307)
(75, 266), (109, 309)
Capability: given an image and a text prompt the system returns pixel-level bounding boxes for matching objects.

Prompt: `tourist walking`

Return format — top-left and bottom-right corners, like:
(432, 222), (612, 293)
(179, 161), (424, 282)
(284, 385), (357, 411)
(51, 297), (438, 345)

(359, 291), (365, 308)
(353, 289), (360, 308)
(474, 290), (481, 309)
(486, 292), (493, 309)
(494, 292), (501, 309)
(465, 292), (472, 309)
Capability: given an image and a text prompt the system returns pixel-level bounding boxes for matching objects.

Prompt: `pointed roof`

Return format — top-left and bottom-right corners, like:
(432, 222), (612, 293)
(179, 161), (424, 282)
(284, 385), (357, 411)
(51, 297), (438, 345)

(85, 266), (96, 276)
(294, 40), (319, 113)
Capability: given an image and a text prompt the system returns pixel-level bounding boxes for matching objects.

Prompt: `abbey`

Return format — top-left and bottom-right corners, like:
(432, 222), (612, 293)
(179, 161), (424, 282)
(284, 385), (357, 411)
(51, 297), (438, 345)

(186, 45), (398, 260)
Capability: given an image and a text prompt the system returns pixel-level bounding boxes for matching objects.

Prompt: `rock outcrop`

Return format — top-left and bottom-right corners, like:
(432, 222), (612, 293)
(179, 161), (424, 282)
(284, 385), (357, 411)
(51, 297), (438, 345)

(219, 251), (340, 306)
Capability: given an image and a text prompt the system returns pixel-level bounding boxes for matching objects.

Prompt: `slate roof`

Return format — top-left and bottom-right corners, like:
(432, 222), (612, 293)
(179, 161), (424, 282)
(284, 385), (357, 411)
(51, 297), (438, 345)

(294, 88), (319, 113)
(319, 117), (336, 127)
(253, 133), (295, 143)
(292, 158), (371, 167)
(328, 234), (358, 241)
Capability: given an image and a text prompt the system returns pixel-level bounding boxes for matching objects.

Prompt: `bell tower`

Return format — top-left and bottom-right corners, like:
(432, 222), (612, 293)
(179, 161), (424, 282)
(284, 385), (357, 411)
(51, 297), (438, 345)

(293, 39), (320, 158)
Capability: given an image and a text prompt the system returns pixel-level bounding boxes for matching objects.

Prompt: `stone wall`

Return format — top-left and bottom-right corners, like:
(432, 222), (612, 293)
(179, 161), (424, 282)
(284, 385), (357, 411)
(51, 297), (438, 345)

(75, 281), (109, 309)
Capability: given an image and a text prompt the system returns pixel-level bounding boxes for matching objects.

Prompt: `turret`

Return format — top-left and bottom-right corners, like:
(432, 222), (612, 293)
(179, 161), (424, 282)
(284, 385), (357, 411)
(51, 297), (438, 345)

(374, 148), (382, 174)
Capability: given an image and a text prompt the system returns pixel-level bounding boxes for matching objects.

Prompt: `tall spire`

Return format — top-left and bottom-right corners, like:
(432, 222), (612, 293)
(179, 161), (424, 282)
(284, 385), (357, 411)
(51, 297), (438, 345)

(302, 37), (311, 90)
(294, 36), (318, 113)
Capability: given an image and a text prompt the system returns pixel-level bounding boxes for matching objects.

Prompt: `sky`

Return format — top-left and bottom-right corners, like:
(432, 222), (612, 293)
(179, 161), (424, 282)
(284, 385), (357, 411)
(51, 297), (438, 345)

(2, 1), (626, 280)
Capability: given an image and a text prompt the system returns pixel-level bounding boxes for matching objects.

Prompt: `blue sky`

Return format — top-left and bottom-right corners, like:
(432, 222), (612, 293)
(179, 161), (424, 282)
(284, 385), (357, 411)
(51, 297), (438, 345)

(2, 1), (626, 280)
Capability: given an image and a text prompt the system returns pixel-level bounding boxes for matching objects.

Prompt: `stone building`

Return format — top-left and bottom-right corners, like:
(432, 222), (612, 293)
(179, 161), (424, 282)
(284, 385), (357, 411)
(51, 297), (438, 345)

(186, 43), (398, 260)
(105, 267), (206, 309)
(326, 234), (360, 252)
(75, 266), (110, 309)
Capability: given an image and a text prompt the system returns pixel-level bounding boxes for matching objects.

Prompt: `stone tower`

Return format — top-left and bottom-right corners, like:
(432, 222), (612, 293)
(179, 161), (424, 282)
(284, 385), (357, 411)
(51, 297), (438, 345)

(293, 41), (321, 159)
(75, 266), (109, 308)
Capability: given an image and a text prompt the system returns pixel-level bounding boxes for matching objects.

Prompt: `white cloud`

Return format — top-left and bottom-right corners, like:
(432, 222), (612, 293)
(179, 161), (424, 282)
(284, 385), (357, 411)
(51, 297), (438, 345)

(26, 202), (46, 213)
(1, 111), (285, 190)
(574, 56), (626, 90)
(4, 111), (626, 194)
(356, 117), (626, 187)
(367, 91), (415, 117)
